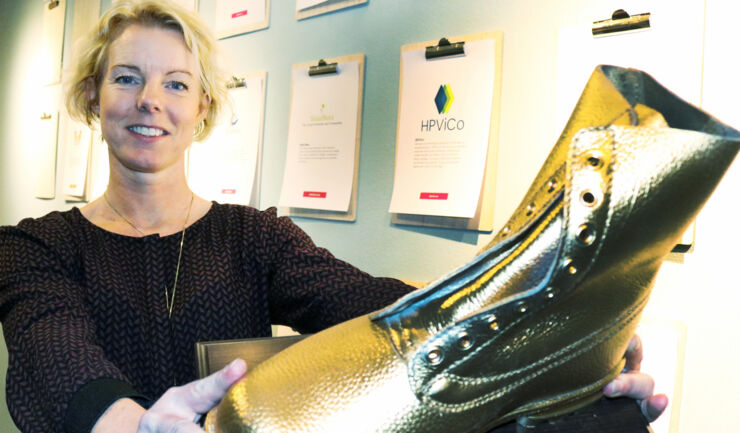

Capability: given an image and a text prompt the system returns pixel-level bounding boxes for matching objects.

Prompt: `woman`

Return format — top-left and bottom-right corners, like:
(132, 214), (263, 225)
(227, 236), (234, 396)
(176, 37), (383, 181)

(0, 1), (666, 432)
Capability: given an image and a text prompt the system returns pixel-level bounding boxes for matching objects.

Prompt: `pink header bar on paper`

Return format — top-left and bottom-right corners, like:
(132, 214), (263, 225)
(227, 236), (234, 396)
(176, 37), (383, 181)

(419, 192), (449, 200)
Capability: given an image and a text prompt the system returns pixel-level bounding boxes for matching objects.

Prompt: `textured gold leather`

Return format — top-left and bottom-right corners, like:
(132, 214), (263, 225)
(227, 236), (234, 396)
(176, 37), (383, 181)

(205, 66), (740, 432)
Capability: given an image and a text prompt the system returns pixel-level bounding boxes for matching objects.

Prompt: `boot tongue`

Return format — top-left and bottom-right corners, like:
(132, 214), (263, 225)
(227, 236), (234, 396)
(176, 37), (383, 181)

(631, 103), (669, 128)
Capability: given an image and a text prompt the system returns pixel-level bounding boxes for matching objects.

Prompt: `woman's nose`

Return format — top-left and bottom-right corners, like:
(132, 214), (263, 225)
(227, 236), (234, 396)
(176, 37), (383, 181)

(136, 83), (162, 113)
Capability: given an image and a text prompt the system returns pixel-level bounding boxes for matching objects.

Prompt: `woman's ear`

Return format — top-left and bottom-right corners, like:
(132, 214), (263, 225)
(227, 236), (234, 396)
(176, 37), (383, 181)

(85, 77), (99, 114)
(198, 92), (211, 121)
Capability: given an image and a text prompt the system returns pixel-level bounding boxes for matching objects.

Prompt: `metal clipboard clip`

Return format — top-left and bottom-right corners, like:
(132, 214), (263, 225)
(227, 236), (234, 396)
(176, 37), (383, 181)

(48, 1), (60, 10)
(592, 9), (651, 37)
(308, 59), (338, 76)
(425, 37), (465, 59)
(227, 76), (247, 89)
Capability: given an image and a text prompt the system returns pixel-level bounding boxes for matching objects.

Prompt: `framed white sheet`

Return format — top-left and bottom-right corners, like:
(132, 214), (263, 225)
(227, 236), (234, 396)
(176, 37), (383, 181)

(214, 0), (270, 39)
(279, 54), (365, 221)
(296, 0), (366, 20)
(389, 32), (503, 231)
(188, 71), (266, 207)
(40, 0), (66, 86)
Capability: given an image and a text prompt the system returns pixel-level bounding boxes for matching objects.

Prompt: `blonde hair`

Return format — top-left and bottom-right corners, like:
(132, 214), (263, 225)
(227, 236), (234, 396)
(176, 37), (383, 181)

(65, 0), (227, 141)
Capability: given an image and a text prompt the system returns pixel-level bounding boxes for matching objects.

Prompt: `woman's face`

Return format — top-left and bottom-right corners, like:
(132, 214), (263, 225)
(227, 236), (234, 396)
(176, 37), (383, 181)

(96, 24), (207, 174)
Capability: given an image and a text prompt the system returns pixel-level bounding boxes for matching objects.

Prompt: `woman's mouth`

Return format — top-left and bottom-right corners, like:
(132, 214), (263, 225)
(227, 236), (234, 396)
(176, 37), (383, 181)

(127, 125), (169, 137)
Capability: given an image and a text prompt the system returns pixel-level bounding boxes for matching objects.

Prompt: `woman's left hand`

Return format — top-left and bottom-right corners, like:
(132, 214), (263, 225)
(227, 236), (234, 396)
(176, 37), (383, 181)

(603, 334), (669, 422)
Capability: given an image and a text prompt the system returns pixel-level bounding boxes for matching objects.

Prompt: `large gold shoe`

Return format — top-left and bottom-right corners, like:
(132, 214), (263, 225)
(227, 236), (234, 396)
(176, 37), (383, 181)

(205, 65), (740, 432)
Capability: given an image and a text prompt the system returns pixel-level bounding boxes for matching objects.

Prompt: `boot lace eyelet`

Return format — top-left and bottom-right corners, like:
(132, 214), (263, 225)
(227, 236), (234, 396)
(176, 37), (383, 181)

(576, 224), (596, 245)
(582, 150), (605, 170)
(563, 258), (578, 275)
(487, 315), (500, 331)
(457, 333), (473, 350)
(580, 189), (602, 208)
(526, 203), (535, 216)
(426, 348), (444, 365)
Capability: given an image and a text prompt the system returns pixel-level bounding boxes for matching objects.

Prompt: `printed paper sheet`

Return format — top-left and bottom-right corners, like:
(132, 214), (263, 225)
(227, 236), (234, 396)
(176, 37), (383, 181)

(88, 131), (109, 201)
(388, 39), (497, 218)
(278, 61), (360, 212)
(35, 85), (61, 199)
(62, 119), (92, 199)
(188, 73), (265, 206)
(295, 0), (366, 20)
(40, 0), (66, 85)
(296, 0), (327, 10)
(215, 0), (268, 38)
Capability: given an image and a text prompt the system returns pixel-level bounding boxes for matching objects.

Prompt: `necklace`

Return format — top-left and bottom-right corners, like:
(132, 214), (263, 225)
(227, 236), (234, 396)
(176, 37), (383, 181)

(103, 192), (195, 318)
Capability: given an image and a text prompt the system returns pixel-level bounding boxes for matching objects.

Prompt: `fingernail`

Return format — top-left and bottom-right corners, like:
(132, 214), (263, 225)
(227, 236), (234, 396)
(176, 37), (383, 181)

(228, 358), (244, 369)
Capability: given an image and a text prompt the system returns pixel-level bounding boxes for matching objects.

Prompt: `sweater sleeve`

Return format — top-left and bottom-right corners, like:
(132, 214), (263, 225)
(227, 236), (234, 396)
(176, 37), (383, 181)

(255, 208), (413, 334)
(0, 216), (149, 433)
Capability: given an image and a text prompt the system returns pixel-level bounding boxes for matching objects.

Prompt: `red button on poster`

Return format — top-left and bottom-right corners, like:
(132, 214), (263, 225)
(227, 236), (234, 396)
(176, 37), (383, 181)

(419, 192), (449, 200)
(232, 10), (248, 18)
(303, 191), (327, 198)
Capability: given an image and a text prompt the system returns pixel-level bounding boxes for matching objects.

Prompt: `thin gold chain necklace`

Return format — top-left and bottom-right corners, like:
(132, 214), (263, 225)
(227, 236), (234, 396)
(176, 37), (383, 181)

(103, 192), (194, 318)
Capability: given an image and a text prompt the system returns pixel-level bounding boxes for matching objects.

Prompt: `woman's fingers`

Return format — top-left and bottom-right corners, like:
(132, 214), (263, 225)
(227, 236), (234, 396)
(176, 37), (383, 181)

(184, 358), (248, 413)
(624, 334), (643, 372)
(641, 394), (669, 423)
(604, 371), (668, 422)
(604, 371), (654, 398)
(141, 358), (248, 433)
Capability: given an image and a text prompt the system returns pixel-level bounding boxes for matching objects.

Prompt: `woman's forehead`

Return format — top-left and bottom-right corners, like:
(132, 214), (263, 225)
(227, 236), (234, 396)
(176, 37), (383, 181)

(107, 24), (197, 73)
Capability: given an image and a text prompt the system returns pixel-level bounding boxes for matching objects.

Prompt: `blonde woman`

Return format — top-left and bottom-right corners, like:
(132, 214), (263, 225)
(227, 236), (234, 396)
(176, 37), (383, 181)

(0, 1), (666, 433)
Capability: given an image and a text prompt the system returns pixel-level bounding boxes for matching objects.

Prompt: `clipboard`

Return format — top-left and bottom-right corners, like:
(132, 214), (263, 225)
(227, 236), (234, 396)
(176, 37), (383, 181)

(214, 0), (270, 40)
(171, 0), (199, 11)
(40, 0), (66, 86)
(281, 53), (365, 221)
(296, 0), (367, 21)
(35, 84), (62, 200)
(195, 334), (309, 378)
(187, 70), (266, 208)
(391, 31), (503, 232)
(231, 70), (266, 209)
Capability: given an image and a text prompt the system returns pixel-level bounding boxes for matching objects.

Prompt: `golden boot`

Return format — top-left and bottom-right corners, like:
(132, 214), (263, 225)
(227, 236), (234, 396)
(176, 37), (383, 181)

(205, 65), (740, 433)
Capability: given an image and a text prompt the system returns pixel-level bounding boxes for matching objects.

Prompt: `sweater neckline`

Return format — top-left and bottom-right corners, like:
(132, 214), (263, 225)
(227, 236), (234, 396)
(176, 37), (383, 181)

(70, 201), (220, 240)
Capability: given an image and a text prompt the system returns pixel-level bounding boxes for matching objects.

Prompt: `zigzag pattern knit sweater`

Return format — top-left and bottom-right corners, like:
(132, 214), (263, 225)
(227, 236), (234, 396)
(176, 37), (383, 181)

(0, 203), (411, 433)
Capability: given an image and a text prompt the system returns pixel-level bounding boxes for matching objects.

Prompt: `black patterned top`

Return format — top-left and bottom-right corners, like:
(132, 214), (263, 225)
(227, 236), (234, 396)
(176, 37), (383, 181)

(0, 203), (412, 433)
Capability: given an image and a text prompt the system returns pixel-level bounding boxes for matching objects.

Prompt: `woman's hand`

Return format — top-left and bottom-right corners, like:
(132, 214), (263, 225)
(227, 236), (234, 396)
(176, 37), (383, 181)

(603, 335), (669, 422)
(138, 358), (247, 432)
(92, 359), (247, 433)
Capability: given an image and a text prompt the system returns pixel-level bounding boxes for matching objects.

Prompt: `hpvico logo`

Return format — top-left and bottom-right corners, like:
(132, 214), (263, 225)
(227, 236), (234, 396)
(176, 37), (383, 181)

(421, 84), (465, 132)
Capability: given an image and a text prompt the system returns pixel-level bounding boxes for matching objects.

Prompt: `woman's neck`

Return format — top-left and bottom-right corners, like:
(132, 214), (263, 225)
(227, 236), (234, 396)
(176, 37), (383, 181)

(82, 161), (211, 237)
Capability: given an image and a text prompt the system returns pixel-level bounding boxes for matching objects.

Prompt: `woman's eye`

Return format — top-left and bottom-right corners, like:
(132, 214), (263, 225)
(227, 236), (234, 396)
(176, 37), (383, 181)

(167, 81), (188, 91)
(114, 75), (137, 85)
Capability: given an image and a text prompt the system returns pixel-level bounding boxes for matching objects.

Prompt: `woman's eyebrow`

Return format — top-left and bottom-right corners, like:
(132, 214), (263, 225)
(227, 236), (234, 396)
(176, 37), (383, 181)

(110, 64), (140, 72)
(110, 64), (193, 76)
